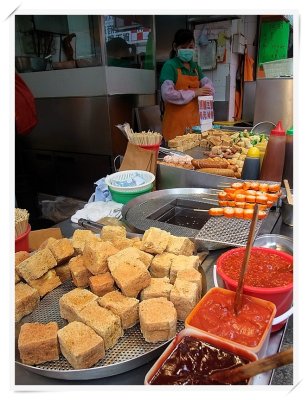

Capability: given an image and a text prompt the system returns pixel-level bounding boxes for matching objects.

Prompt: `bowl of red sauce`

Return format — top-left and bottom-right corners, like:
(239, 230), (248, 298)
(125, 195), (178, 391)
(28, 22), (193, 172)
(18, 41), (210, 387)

(185, 288), (276, 357)
(144, 327), (257, 385)
(216, 247), (293, 331)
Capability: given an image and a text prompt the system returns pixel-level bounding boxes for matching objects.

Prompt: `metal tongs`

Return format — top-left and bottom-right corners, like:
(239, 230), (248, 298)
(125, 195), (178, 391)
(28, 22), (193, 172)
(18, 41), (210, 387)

(77, 218), (142, 238)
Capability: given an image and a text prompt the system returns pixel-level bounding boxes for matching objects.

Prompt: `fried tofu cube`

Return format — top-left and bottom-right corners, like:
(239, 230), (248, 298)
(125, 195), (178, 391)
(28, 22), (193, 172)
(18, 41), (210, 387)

(59, 288), (98, 322)
(89, 272), (115, 297)
(140, 277), (173, 301)
(140, 227), (171, 254)
(18, 322), (59, 365)
(169, 255), (200, 284)
(166, 235), (195, 256)
(100, 225), (126, 242)
(170, 279), (199, 321)
(78, 302), (123, 350)
(111, 238), (134, 251)
(15, 251), (30, 267)
(15, 282), (40, 322)
(107, 247), (153, 273)
(71, 229), (101, 254)
(68, 255), (91, 288)
(139, 297), (177, 343)
(28, 269), (62, 297)
(16, 248), (57, 282)
(55, 262), (72, 283)
(98, 291), (139, 329)
(57, 321), (105, 369)
(149, 253), (176, 278)
(15, 272), (21, 284)
(111, 260), (151, 298)
(38, 237), (57, 250)
(48, 238), (75, 264)
(83, 240), (118, 275)
(177, 268), (203, 299)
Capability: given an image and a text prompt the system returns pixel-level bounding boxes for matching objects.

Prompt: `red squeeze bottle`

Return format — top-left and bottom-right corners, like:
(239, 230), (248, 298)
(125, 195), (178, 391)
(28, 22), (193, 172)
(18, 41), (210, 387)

(260, 121), (286, 182)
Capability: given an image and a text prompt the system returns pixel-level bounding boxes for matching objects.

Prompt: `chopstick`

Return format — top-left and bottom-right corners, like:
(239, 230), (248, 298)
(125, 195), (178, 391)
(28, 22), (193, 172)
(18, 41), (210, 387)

(233, 203), (259, 315)
(209, 347), (293, 384)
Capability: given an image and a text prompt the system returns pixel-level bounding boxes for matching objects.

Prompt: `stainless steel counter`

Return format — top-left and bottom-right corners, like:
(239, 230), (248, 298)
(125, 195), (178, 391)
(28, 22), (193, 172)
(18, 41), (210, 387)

(15, 212), (293, 386)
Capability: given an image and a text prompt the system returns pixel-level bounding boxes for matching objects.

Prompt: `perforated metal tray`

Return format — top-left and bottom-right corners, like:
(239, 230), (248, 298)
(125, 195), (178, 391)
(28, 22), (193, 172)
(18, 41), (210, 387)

(15, 280), (184, 380)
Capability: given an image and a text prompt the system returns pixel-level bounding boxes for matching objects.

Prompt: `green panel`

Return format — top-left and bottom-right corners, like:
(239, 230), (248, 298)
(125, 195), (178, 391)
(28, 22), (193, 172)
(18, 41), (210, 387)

(258, 20), (290, 65)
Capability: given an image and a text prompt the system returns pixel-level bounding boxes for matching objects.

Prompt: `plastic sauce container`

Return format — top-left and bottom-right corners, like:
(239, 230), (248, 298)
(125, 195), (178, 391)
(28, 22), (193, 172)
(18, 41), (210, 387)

(215, 247), (293, 331)
(241, 147), (260, 180)
(282, 127), (293, 188)
(185, 288), (276, 358)
(260, 121), (286, 182)
(144, 327), (257, 385)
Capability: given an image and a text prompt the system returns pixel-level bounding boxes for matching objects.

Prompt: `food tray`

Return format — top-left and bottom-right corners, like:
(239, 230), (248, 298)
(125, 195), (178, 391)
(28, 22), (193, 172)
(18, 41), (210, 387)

(15, 280), (184, 380)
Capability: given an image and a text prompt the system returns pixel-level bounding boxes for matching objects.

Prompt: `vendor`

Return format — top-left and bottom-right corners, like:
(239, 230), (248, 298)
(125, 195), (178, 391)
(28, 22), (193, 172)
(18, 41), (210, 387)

(159, 29), (215, 142)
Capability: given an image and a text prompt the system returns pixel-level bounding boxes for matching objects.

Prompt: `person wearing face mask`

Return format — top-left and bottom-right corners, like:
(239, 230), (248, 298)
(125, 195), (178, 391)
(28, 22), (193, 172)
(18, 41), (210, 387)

(159, 29), (215, 141)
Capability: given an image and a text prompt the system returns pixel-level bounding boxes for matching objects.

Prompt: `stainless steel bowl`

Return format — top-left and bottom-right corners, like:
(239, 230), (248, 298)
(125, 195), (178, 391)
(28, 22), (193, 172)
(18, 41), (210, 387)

(254, 234), (293, 255)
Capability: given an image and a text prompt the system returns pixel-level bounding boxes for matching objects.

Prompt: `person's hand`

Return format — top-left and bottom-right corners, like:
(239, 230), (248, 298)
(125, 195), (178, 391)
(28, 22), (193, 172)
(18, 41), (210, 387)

(193, 86), (214, 97)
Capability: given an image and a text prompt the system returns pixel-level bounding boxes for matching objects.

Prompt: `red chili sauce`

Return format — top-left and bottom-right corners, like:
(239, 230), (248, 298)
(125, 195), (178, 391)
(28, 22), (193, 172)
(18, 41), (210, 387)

(149, 336), (249, 385)
(220, 249), (293, 288)
(189, 290), (272, 347)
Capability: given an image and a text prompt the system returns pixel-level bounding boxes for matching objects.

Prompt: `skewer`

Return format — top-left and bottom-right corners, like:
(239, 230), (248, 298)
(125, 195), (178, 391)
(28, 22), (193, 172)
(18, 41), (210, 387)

(233, 203), (259, 315)
(193, 209), (210, 212)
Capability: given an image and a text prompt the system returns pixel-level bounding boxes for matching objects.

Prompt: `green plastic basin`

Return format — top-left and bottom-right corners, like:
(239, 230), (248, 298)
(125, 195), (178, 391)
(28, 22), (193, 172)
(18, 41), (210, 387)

(109, 184), (153, 204)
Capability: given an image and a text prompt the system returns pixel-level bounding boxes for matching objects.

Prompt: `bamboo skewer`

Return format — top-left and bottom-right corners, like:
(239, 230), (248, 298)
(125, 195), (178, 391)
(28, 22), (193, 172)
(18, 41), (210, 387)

(284, 179), (293, 205)
(209, 347), (293, 384)
(15, 208), (29, 238)
(233, 203), (259, 315)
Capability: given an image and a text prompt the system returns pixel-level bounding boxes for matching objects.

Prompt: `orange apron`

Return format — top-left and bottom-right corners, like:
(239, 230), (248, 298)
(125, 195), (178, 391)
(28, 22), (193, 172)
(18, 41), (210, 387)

(162, 68), (200, 141)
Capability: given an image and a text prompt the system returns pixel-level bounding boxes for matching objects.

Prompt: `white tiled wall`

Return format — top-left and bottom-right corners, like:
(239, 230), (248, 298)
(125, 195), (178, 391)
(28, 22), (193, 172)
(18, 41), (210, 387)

(195, 16), (258, 121)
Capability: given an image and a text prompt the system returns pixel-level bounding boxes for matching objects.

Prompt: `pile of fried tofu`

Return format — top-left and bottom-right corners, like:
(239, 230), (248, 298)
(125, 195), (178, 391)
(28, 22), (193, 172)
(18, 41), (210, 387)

(16, 226), (203, 370)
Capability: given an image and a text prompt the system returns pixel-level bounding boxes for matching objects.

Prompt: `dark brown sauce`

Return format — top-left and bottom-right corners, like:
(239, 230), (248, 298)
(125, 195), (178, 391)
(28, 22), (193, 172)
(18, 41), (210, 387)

(149, 336), (249, 385)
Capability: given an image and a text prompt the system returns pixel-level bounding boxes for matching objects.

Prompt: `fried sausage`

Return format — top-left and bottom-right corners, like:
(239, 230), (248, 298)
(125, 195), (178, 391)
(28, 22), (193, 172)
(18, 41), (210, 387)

(191, 158), (229, 169)
(197, 168), (235, 177)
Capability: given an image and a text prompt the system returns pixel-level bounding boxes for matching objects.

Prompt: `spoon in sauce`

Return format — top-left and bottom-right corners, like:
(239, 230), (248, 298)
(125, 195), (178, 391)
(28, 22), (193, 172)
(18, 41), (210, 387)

(234, 203), (259, 315)
(209, 347), (293, 384)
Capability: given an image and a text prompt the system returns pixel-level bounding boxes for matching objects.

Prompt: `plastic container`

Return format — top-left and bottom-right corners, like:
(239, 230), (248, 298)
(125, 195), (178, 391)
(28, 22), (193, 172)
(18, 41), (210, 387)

(144, 327), (258, 385)
(215, 247), (293, 332)
(15, 224), (31, 252)
(282, 127), (293, 188)
(185, 288), (276, 358)
(260, 121), (286, 182)
(241, 147), (260, 180)
(105, 170), (155, 193)
(109, 185), (153, 204)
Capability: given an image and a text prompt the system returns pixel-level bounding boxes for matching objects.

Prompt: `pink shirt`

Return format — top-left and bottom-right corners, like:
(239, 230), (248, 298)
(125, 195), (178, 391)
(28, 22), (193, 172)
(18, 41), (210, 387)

(161, 77), (215, 105)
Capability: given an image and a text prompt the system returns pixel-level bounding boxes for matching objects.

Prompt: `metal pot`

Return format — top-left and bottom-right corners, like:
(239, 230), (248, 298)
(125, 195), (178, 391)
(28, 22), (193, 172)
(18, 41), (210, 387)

(281, 195), (293, 227)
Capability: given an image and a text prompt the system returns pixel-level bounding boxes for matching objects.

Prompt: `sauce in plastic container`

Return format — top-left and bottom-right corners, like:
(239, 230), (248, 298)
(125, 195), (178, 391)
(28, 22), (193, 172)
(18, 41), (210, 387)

(149, 336), (249, 385)
(283, 127), (293, 188)
(187, 289), (272, 348)
(260, 121), (286, 182)
(219, 248), (293, 288)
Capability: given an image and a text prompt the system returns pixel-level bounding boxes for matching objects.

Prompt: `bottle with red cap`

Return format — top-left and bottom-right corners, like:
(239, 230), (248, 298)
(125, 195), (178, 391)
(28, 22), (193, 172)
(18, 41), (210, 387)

(260, 121), (286, 182)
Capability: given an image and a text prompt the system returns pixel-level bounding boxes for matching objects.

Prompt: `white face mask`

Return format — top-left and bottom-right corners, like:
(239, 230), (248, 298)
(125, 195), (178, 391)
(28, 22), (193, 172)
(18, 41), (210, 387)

(177, 48), (195, 62)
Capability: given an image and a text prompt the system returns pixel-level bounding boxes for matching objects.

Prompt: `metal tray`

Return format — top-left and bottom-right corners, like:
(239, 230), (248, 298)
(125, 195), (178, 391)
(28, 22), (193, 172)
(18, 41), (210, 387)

(15, 280), (184, 380)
